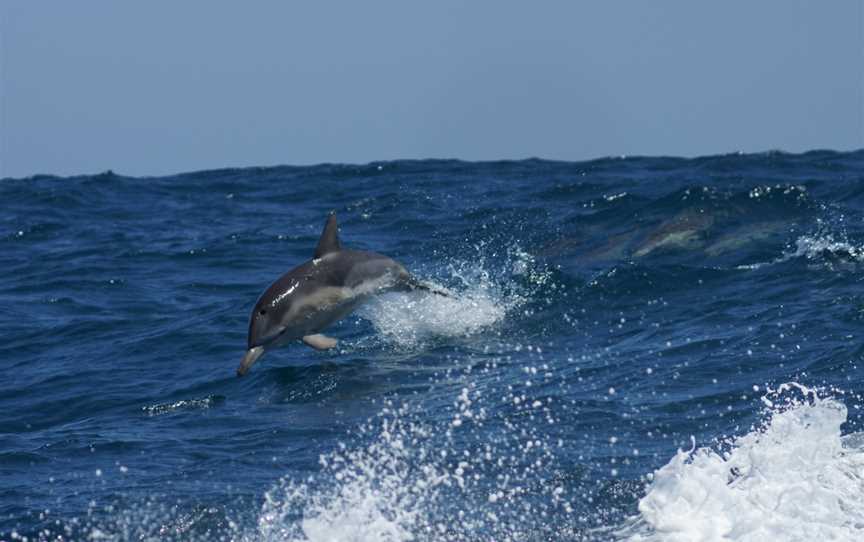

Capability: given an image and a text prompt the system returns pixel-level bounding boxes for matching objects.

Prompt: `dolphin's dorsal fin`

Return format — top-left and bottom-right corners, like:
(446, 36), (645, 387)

(314, 213), (342, 258)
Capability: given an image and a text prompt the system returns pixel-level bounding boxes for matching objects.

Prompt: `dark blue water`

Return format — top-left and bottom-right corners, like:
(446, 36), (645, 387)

(3, 151), (864, 541)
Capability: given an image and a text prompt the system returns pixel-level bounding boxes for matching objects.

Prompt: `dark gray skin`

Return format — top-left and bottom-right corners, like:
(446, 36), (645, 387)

(238, 213), (440, 376)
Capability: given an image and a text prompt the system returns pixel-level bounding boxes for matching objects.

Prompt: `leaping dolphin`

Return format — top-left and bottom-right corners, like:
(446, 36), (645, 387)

(237, 213), (443, 376)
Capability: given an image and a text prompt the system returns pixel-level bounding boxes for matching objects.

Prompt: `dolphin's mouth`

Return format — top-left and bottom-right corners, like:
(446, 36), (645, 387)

(239, 326), (291, 376)
(237, 346), (265, 376)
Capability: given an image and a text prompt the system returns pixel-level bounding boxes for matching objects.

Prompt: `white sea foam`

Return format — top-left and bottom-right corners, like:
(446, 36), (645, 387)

(621, 383), (864, 542)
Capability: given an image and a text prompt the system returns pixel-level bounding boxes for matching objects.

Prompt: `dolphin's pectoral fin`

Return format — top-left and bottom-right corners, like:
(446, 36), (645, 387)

(302, 334), (339, 350)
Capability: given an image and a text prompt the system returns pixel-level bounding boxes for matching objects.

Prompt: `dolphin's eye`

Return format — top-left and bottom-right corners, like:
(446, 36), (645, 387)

(259, 309), (267, 316)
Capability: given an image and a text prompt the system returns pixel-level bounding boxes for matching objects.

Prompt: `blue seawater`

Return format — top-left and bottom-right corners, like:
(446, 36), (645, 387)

(3, 151), (864, 541)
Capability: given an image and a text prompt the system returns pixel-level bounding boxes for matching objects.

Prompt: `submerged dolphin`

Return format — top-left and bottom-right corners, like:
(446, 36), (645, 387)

(238, 213), (440, 376)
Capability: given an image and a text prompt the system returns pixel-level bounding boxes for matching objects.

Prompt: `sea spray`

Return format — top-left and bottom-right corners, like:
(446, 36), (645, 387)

(359, 245), (553, 350)
(256, 380), (573, 541)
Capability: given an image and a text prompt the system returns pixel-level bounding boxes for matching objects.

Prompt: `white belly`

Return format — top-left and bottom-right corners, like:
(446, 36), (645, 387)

(275, 286), (369, 344)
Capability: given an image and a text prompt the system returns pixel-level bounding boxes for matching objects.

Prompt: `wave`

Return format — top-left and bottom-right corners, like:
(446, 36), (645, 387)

(6, 152), (864, 541)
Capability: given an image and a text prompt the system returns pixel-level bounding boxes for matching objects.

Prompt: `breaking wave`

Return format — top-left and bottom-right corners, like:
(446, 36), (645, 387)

(618, 384), (864, 542)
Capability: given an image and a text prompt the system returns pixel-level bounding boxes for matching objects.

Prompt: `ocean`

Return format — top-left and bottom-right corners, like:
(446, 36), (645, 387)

(3, 150), (864, 541)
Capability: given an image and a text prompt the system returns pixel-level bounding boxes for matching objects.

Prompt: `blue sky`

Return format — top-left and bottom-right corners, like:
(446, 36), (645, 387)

(1, 1), (861, 178)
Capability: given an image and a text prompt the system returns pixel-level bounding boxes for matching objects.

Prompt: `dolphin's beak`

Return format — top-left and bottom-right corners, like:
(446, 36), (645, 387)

(237, 346), (265, 376)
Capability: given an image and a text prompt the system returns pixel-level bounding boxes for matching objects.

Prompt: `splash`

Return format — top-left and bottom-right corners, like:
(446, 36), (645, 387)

(786, 233), (864, 263)
(622, 384), (864, 541)
(359, 247), (550, 349)
(359, 288), (505, 349)
(255, 379), (571, 542)
(256, 408), (438, 542)
(141, 395), (225, 416)
(737, 231), (864, 270)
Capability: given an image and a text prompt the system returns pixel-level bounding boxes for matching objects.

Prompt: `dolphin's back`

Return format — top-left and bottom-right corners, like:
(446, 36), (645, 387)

(257, 250), (407, 309)
(335, 250), (410, 290)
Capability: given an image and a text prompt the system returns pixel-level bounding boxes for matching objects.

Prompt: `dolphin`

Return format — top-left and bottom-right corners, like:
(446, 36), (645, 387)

(237, 213), (442, 376)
